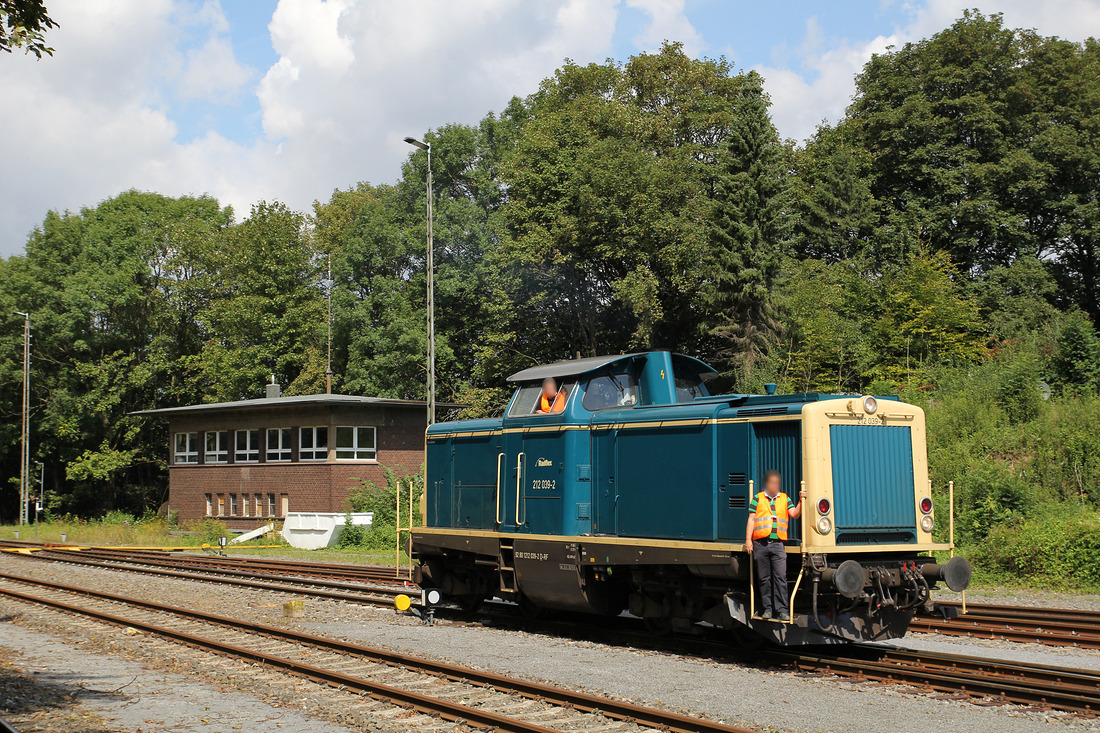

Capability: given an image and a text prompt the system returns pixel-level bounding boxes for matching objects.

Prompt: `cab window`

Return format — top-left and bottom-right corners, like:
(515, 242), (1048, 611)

(674, 376), (708, 402)
(582, 371), (638, 411)
(507, 381), (576, 417)
(672, 357), (711, 403)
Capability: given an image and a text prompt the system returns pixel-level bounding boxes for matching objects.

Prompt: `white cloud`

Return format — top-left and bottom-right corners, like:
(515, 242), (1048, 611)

(0, 0), (621, 256)
(625, 0), (704, 57)
(758, 0), (1100, 144)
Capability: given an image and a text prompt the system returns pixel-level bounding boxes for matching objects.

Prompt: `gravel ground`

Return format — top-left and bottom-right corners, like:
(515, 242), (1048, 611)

(0, 623), (353, 732)
(2, 553), (1100, 733)
(933, 587), (1100, 611)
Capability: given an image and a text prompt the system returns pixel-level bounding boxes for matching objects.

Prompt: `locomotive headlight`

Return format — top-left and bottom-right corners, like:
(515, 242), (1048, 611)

(862, 395), (878, 414)
(816, 516), (833, 535)
(920, 514), (934, 532)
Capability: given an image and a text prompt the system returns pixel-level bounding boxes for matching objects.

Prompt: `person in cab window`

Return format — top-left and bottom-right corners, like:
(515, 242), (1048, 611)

(743, 470), (805, 621)
(536, 377), (567, 414)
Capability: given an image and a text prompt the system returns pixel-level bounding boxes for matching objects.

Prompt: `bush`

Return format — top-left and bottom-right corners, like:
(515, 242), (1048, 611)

(335, 514), (368, 548)
(974, 510), (1100, 589)
(186, 517), (230, 545)
(342, 467), (423, 550)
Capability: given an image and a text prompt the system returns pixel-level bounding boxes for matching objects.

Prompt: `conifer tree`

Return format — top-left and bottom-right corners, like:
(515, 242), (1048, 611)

(705, 72), (790, 387)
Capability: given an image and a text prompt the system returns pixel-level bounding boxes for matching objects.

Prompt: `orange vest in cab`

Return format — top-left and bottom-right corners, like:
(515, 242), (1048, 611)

(540, 392), (566, 413)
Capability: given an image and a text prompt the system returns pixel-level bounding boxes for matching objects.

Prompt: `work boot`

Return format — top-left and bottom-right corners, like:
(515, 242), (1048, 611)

(761, 609), (773, 620)
(778, 611), (790, 622)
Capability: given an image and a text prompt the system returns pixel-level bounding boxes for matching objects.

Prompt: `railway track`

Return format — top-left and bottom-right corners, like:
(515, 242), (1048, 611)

(0, 540), (409, 583)
(911, 601), (1100, 650)
(4, 541), (1100, 717)
(0, 571), (756, 733)
(780, 645), (1100, 715)
(33, 545), (1100, 654)
(6, 546), (410, 607)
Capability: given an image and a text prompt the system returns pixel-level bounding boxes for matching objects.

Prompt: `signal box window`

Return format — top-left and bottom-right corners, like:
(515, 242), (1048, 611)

(267, 493), (276, 517)
(205, 431), (229, 463)
(235, 430), (259, 462)
(299, 426), (328, 461)
(335, 426), (376, 460)
(583, 371), (638, 411)
(507, 381), (576, 417)
(229, 494), (238, 515)
(266, 428), (292, 461)
(174, 432), (199, 464)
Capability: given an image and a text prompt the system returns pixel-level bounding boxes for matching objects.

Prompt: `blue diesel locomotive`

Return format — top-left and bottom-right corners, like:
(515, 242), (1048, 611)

(410, 350), (970, 645)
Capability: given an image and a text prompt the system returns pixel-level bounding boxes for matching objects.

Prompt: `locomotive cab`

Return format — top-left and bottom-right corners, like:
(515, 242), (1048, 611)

(412, 350), (971, 645)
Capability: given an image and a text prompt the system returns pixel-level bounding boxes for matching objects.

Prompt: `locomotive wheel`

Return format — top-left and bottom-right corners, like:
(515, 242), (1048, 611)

(643, 617), (674, 637)
(731, 625), (767, 649)
(454, 594), (484, 614)
(517, 593), (547, 620)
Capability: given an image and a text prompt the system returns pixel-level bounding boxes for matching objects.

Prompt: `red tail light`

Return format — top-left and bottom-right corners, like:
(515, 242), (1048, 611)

(817, 498), (831, 515)
(920, 497), (933, 514)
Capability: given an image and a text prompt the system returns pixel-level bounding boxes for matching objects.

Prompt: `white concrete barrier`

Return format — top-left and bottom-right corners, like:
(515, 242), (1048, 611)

(280, 512), (374, 550)
(228, 523), (274, 545)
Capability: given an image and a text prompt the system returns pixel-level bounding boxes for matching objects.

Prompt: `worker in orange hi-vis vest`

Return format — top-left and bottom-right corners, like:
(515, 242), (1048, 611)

(743, 470), (805, 621)
(536, 377), (566, 414)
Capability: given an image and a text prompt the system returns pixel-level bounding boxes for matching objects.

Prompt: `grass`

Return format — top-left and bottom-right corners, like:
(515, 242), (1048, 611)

(0, 520), (410, 567)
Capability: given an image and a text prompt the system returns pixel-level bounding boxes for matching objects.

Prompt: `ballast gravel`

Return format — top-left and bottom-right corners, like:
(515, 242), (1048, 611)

(1, 552), (1099, 733)
(0, 623), (353, 733)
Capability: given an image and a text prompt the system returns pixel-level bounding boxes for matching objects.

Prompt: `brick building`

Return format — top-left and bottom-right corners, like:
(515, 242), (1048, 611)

(133, 389), (437, 529)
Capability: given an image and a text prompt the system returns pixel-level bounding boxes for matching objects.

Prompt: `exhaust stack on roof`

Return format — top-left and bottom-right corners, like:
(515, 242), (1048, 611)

(266, 374), (282, 399)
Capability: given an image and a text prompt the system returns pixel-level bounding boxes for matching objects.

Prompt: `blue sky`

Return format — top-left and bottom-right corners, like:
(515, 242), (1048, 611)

(3, 0), (1100, 256)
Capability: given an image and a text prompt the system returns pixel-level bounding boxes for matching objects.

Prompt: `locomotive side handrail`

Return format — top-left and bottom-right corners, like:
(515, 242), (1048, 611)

(515, 452), (526, 526)
(495, 452), (505, 526)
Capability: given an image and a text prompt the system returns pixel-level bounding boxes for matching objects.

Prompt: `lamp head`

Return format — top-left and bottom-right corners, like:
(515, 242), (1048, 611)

(403, 136), (429, 150)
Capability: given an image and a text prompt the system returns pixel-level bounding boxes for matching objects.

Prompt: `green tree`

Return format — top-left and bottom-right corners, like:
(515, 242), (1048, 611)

(190, 201), (325, 402)
(791, 128), (878, 263)
(0, 191), (233, 516)
(839, 12), (1100, 321)
(500, 43), (754, 372)
(704, 72), (791, 387)
(1, 0), (55, 58)
(1053, 312), (1100, 391)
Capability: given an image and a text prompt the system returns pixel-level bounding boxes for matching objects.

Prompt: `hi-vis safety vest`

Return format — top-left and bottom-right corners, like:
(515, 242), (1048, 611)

(540, 391), (566, 413)
(752, 491), (791, 540)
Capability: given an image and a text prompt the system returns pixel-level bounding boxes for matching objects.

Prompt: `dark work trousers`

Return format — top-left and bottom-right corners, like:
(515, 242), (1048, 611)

(753, 539), (789, 615)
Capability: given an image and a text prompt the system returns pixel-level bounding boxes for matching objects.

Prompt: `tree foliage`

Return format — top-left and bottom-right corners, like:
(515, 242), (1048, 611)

(1, 0), (56, 58)
(3, 12), (1100, 561)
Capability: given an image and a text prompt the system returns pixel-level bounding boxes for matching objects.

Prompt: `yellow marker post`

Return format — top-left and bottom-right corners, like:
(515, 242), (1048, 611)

(948, 480), (965, 615)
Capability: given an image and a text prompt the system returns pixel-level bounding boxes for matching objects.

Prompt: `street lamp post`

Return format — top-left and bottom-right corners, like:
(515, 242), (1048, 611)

(13, 311), (29, 526)
(404, 136), (435, 426)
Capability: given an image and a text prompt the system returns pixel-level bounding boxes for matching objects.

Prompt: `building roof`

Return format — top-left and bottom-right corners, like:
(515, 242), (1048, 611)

(130, 393), (462, 417)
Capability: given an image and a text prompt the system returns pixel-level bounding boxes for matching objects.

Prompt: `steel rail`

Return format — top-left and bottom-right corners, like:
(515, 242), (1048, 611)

(0, 573), (757, 733)
(16, 551), (403, 606)
(777, 645), (1100, 714)
(911, 616), (1100, 649)
(32, 549), (405, 594)
(60, 547), (409, 583)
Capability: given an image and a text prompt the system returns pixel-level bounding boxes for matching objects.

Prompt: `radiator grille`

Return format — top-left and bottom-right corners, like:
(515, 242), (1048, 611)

(728, 472), (747, 485)
(728, 496), (747, 509)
